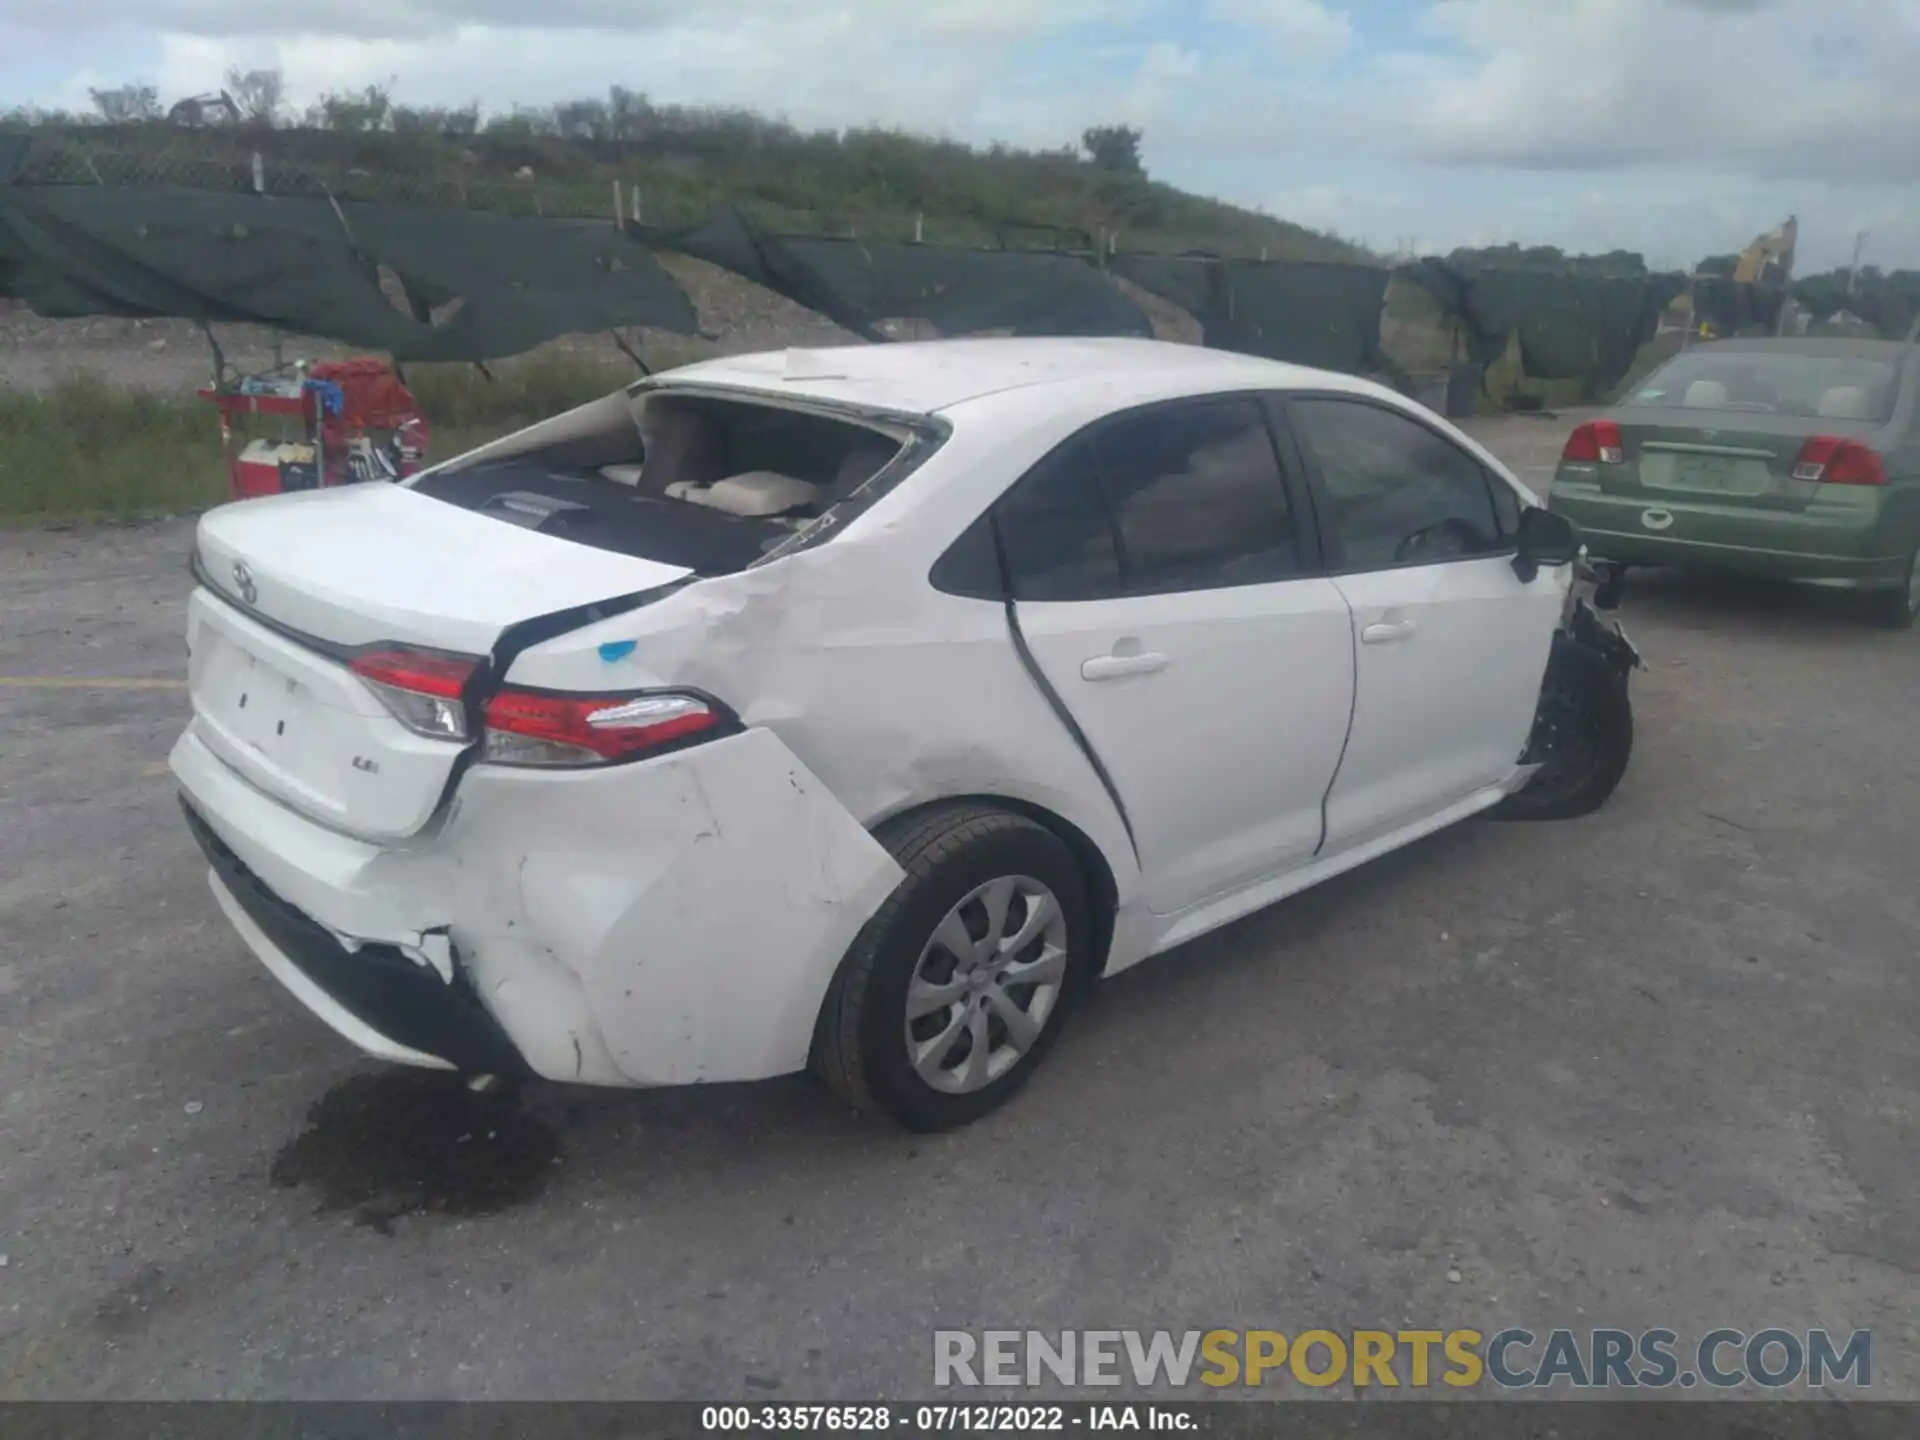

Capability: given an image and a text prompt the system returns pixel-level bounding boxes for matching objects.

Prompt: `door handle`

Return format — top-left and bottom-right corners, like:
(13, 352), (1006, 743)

(1361, 620), (1416, 645)
(1081, 652), (1171, 681)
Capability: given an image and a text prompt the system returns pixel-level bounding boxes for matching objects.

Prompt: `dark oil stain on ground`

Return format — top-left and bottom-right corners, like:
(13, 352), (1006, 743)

(92, 1262), (173, 1336)
(270, 1070), (559, 1233)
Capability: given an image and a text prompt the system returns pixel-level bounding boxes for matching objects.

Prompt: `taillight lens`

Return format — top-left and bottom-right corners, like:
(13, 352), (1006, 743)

(350, 647), (478, 741)
(1792, 435), (1887, 486)
(1562, 420), (1624, 465)
(481, 689), (720, 768)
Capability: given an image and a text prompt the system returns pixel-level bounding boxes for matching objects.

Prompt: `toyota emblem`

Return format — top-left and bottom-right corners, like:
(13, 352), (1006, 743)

(232, 560), (258, 605)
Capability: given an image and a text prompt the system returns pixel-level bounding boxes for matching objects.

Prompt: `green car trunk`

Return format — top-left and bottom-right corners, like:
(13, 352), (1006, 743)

(1547, 340), (1920, 592)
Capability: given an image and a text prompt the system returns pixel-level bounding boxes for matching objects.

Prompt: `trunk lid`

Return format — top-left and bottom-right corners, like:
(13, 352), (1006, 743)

(194, 483), (690, 653)
(188, 485), (690, 840)
(1605, 410), (1887, 514)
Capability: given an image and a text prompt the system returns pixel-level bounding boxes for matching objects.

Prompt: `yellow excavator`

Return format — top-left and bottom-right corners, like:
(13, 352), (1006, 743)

(1695, 216), (1797, 340)
(1733, 216), (1797, 286)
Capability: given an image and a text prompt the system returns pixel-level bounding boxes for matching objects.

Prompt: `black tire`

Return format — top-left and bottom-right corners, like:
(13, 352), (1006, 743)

(1864, 546), (1920, 630)
(1491, 634), (1634, 822)
(812, 803), (1093, 1132)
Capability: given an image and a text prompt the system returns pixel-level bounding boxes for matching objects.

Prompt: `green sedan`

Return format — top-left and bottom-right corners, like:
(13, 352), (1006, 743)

(1548, 337), (1920, 628)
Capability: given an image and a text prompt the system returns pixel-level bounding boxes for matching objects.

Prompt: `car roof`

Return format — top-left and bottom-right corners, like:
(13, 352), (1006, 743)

(649, 337), (1361, 416)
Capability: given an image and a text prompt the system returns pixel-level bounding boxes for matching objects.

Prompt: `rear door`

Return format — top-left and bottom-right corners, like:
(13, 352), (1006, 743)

(1280, 394), (1562, 855)
(1000, 397), (1356, 916)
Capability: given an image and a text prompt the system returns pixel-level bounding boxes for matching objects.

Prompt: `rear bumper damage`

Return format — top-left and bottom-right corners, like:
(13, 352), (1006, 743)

(183, 799), (528, 1076)
(171, 724), (905, 1086)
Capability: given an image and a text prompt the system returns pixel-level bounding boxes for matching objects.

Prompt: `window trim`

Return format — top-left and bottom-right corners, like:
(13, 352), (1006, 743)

(1271, 390), (1525, 578)
(929, 389), (1327, 604)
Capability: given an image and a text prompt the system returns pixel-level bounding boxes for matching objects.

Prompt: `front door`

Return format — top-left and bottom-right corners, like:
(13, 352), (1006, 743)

(1001, 397), (1356, 916)
(1281, 394), (1564, 854)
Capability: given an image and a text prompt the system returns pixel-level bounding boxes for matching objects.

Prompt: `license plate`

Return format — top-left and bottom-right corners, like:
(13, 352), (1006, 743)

(200, 634), (307, 755)
(1675, 454), (1736, 490)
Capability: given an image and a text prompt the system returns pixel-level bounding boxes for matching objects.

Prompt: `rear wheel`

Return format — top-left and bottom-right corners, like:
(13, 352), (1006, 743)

(1492, 635), (1634, 822)
(812, 804), (1093, 1132)
(1864, 545), (1920, 630)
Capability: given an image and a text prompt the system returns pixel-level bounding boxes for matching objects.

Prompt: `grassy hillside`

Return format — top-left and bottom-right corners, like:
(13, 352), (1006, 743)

(6, 92), (1373, 263)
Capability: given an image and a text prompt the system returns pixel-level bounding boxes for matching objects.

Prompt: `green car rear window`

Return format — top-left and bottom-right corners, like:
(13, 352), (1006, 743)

(1627, 353), (1900, 423)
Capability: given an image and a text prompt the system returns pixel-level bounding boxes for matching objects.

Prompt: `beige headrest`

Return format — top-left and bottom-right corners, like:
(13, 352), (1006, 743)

(1683, 380), (1729, 408)
(1817, 386), (1873, 420)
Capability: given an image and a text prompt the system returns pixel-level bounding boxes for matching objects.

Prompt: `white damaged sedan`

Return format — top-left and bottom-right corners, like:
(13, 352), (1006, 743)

(173, 338), (1639, 1130)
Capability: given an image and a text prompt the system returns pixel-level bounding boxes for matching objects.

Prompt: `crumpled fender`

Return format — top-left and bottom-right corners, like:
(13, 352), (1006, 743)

(439, 727), (908, 1087)
(1561, 557), (1642, 676)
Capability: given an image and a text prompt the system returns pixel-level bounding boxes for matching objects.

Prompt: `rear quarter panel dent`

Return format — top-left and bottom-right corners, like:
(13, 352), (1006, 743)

(501, 538), (1143, 914)
(442, 729), (906, 1085)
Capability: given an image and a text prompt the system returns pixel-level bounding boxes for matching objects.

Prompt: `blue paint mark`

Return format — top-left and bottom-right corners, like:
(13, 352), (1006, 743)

(597, 640), (638, 663)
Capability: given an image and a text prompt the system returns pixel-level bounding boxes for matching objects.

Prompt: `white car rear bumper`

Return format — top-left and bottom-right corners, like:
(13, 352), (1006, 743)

(172, 724), (905, 1087)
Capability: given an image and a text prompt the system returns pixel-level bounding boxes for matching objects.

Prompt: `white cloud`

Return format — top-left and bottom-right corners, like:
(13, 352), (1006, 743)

(10, 0), (1920, 271)
(10, 0), (1143, 44)
(1162, 0), (1920, 268)
(1395, 0), (1920, 183)
(142, 12), (1102, 142)
(1207, 0), (1352, 64)
(1125, 42), (1207, 125)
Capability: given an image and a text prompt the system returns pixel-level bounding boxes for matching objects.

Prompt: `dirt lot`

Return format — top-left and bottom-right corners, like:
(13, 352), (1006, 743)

(1, 413), (1917, 1401)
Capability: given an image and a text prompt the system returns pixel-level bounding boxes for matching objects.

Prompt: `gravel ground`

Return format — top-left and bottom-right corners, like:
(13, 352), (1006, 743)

(0, 412), (1915, 1402)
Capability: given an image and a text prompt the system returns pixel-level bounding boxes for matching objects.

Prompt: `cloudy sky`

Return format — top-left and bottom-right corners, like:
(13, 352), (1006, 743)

(4, 0), (1917, 272)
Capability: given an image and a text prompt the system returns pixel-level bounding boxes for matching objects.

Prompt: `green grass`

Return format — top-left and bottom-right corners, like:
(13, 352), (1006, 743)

(0, 356), (640, 522)
(0, 375), (226, 521)
(404, 351), (642, 431)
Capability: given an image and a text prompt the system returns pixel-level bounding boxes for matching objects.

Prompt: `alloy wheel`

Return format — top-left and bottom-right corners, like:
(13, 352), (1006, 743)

(904, 876), (1069, 1095)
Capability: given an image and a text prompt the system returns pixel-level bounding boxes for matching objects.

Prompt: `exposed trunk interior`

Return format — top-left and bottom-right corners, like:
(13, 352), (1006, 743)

(409, 387), (911, 574)
(184, 385), (912, 841)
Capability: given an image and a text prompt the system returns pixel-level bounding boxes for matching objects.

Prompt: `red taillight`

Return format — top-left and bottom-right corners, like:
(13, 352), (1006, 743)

(481, 689), (721, 768)
(350, 648), (476, 698)
(1562, 420), (1624, 466)
(1792, 435), (1886, 486)
(349, 647), (479, 741)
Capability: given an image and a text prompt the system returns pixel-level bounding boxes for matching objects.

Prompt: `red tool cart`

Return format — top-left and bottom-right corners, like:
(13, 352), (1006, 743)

(199, 358), (430, 502)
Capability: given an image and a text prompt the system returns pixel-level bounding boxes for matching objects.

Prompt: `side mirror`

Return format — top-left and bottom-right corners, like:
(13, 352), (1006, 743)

(1512, 507), (1581, 582)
